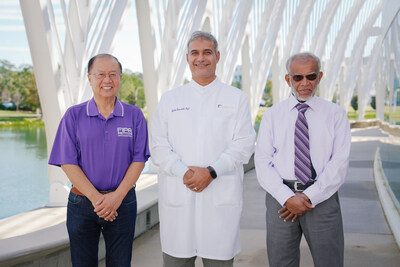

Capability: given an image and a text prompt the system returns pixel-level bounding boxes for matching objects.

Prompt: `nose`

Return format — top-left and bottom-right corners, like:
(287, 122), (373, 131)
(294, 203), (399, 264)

(300, 77), (309, 86)
(197, 52), (205, 61)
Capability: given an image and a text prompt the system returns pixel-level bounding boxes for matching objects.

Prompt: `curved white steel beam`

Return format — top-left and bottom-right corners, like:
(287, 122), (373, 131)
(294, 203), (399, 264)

(340, 2), (382, 111)
(319, 0), (365, 100)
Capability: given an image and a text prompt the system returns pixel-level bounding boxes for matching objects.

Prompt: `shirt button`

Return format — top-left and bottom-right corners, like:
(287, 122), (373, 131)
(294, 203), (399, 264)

(105, 131), (108, 133)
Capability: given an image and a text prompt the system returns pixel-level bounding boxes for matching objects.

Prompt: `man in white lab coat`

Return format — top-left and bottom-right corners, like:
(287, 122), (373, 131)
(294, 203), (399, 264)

(151, 31), (256, 267)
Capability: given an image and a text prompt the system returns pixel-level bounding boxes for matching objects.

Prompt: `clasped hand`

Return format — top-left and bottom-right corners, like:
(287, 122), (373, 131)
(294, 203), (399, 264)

(279, 193), (313, 222)
(183, 166), (213, 193)
(92, 192), (122, 222)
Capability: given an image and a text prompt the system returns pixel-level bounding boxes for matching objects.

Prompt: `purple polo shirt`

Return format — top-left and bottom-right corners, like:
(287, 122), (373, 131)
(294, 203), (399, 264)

(49, 98), (150, 191)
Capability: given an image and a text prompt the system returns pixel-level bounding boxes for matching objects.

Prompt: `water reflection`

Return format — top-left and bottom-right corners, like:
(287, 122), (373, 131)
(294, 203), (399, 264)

(0, 126), (49, 219)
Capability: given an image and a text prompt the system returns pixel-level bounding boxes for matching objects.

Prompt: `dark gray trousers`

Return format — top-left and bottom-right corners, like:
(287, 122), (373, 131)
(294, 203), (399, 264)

(265, 192), (344, 267)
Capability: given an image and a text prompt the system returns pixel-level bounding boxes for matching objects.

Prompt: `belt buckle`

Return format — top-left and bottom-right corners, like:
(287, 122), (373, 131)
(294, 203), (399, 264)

(294, 181), (303, 192)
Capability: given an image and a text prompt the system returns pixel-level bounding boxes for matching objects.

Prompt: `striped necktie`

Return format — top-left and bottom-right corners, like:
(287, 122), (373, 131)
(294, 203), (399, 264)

(294, 103), (311, 185)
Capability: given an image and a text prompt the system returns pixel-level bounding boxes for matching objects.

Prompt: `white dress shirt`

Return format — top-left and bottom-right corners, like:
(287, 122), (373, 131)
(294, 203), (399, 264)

(255, 94), (351, 206)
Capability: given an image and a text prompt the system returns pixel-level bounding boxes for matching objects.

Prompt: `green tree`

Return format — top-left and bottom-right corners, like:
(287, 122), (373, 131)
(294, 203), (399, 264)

(18, 66), (40, 111)
(117, 72), (146, 108)
(351, 95), (358, 111)
(0, 61), (40, 111)
(370, 96), (376, 110)
(0, 60), (15, 104)
(263, 79), (273, 107)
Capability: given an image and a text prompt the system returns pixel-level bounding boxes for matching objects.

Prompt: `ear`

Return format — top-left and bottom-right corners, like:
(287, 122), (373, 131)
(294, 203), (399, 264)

(186, 53), (189, 63)
(285, 74), (291, 87)
(88, 74), (92, 85)
(216, 51), (220, 63)
(318, 71), (323, 81)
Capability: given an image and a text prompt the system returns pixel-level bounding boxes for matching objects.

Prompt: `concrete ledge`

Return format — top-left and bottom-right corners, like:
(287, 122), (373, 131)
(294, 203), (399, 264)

(0, 174), (159, 267)
(350, 119), (400, 136)
(373, 147), (400, 249)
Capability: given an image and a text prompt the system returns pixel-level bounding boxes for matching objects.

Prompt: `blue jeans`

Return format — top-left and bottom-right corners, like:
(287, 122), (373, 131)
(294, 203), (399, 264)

(67, 187), (137, 267)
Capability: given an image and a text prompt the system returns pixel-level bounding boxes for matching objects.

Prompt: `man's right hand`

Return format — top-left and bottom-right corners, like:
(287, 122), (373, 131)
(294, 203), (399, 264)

(183, 169), (194, 184)
(284, 195), (313, 215)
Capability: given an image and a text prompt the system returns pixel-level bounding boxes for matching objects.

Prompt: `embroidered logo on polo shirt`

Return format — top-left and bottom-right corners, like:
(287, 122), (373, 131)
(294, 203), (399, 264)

(117, 127), (132, 137)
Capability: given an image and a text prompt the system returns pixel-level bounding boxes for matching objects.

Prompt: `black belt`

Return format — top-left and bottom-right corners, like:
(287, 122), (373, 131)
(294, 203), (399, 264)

(283, 179), (315, 192)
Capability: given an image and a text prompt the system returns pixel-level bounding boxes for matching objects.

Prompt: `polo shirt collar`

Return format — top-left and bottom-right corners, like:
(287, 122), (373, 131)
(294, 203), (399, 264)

(86, 97), (124, 117)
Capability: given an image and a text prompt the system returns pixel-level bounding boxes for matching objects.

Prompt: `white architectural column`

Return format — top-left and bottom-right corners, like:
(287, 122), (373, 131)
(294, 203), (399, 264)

(311, 0), (341, 58)
(375, 57), (385, 121)
(339, 3), (382, 111)
(242, 0), (286, 121)
(273, 0), (315, 103)
(135, 0), (206, 125)
(214, 0), (252, 85)
(319, 0), (366, 101)
(358, 35), (383, 120)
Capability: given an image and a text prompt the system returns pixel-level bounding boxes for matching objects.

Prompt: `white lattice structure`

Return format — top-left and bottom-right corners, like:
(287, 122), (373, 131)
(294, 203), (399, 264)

(19, 0), (400, 205)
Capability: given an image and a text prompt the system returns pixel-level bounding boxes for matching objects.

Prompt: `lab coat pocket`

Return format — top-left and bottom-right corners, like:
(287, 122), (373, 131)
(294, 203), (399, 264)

(212, 173), (242, 206)
(162, 175), (186, 207)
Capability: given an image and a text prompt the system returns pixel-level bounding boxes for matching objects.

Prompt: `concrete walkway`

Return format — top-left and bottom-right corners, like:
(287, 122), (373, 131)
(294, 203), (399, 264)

(103, 126), (400, 266)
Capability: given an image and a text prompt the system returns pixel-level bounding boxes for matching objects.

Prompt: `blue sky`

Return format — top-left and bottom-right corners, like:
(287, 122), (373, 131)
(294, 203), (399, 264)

(0, 0), (143, 72)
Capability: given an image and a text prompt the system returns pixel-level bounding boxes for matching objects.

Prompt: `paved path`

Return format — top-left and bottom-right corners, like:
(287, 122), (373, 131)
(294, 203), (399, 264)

(101, 126), (400, 266)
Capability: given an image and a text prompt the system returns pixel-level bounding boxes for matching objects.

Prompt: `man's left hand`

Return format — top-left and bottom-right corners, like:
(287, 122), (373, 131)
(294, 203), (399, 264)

(278, 193), (312, 222)
(94, 192), (123, 221)
(183, 166), (213, 193)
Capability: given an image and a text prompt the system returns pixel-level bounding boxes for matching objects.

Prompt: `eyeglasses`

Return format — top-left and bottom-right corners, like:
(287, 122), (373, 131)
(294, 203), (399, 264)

(91, 72), (120, 80)
(290, 73), (318, 82)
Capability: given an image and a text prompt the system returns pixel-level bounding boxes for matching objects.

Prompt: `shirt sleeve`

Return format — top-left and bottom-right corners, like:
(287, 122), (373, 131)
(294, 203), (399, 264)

(254, 110), (295, 206)
(211, 93), (256, 176)
(150, 93), (189, 178)
(303, 109), (351, 206)
(132, 109), (150, 162)
(48, 109), (79, 167)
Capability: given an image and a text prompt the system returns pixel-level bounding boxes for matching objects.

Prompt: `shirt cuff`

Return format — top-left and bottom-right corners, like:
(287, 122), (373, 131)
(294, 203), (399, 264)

(275, 186), (296, 206)
(171, 161), (189, 179)
(303, 185), (322, 206)
(211, 154), (234, 177)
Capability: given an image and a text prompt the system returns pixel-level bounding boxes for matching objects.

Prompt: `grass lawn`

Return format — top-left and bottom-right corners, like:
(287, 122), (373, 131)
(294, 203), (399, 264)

(0, 110), (43, 126)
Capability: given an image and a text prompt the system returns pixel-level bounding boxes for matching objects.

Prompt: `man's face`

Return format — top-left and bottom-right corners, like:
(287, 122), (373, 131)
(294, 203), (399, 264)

(186, 38), (220, 85)
(285, 59), (323, 102)
(88, 57), (122, 99)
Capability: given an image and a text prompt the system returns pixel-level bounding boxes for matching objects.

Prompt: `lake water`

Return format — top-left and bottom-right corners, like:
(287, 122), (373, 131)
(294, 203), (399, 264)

(0, 126), (49, 219)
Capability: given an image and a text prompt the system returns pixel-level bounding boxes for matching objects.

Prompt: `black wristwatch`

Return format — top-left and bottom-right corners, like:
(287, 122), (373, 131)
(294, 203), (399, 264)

(207, 166), (217, 179)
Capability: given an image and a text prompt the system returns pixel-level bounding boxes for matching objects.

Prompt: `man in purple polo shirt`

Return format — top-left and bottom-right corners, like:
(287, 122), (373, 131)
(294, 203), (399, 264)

(49, 53), (150, 267)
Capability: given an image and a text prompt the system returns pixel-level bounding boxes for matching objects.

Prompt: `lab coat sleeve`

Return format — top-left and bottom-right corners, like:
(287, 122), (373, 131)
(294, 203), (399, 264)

(254, 110), (295, 206)
(211, 93), (256, 176)
(150, 94), (188, 178)
(303, 109), (351, 206)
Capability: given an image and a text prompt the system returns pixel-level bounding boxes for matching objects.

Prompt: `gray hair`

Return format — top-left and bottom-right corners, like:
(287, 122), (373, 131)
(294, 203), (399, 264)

(286, 52), (321, 74)
(187, 31), (218, 54)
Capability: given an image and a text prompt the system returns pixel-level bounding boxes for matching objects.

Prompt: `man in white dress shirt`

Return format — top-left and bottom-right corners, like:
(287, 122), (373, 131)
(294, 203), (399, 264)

(254, 52), (351, 267)
(151, 31), (256, 267)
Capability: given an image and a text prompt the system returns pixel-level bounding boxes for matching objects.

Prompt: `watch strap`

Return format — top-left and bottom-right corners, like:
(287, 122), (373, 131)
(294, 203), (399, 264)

(207, 166), (217, 179)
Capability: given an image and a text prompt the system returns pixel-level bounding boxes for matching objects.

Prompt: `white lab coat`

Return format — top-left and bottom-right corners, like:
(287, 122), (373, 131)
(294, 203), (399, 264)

(151, 78), (256, 260)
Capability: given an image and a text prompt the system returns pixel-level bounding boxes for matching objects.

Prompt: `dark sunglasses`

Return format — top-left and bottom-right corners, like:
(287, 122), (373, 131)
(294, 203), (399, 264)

(290, 73), (318, 82)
